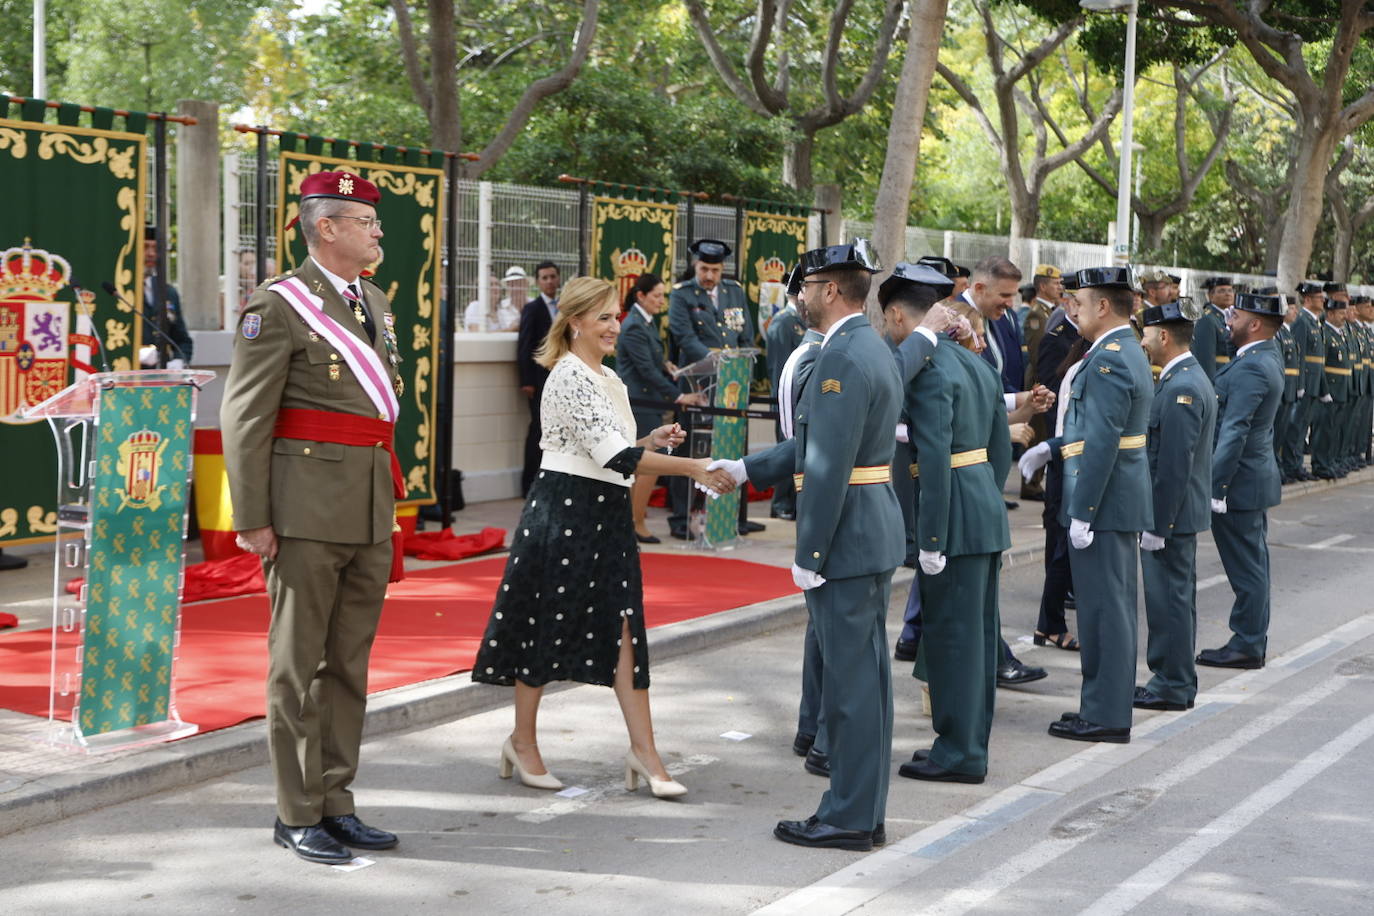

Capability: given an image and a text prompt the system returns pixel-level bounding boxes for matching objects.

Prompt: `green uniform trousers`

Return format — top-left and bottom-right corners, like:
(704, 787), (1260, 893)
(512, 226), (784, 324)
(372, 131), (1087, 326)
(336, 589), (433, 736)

(1140, 533), (1199, 706)
(1312, 401), (1345, 477)
(918, 553), (999, 777)
(797, 619), (828, 756)
(1211, 509), (1271, 660)
(1067, 530), (1138, 730)
(1344, 394), (1366, 464)
(808, 570), (894, 832)
(1273, 401), (1292, 471)
(1284, 396), (1318, 476)
(265, 535), (391, 826)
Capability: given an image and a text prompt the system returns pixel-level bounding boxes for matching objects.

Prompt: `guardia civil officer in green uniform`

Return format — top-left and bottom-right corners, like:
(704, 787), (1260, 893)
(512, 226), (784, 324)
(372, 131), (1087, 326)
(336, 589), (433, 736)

(883, 264), (1011, 783)
(1270, 292), (1301, 481)
(1191, 276), (1235, 381)
(1046, 267), (1154, 743)
(1135, 300), (1215, 711)
(1312, 294), (1353, 479)
(712, 240), (904, 851)
(1283, 281), (1328, 481)
(222, 171), (403, 864)
(665, 238), (762, 538)
(765, 270), (809, 521)
(1197, 293), (1286, 669)
(1354, 294), (1374, 465)
(1329, 282), (1367, 471)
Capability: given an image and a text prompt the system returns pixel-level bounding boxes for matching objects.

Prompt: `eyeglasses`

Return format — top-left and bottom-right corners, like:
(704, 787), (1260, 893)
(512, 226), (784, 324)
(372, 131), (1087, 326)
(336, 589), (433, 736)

(330, 215), (383, 231)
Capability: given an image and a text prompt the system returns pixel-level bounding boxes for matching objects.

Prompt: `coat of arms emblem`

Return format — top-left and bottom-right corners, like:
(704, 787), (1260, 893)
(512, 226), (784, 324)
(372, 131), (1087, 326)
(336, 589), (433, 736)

(115, 428), (169, 511)
(1, 240), (73, 420)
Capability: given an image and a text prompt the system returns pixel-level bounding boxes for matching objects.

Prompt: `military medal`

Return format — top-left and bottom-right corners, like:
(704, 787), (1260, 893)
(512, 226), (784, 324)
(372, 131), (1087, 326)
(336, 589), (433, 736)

(353, 302), (368, 326)
(328, 364), (341, 382)
(393, 376), (405, 397)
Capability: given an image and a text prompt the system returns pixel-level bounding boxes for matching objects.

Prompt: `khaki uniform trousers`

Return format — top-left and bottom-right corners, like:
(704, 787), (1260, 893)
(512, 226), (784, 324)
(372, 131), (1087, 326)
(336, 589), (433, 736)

(265, 535), (391, 826)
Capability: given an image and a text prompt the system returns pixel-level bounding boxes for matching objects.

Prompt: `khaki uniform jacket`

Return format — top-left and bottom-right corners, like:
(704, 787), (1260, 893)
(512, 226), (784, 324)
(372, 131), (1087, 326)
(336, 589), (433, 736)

(221, 258), (401, 545)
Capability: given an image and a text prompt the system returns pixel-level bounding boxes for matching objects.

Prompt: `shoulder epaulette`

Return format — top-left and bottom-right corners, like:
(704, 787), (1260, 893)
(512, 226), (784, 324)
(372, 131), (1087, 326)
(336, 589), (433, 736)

(673, 281), (689, 290)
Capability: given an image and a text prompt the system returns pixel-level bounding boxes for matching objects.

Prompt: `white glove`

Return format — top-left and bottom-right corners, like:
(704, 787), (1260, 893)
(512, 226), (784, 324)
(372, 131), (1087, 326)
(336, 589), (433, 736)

(791, 563), (827, 591)
(895, 422), (910, 444)
(1069, 518), (1094, 550)
(918, 550), (946, 575)
(1140, 532), (1166, 551)
(1019, 441), (1052, 481)
(1211, 498), (1227, 514)
(1297, 389), (1304, 399)
(706, 458), (748, 486)
(1320, 394), (1333, 403)
(692, 480), (722, 500)
(138, 344), (159, 368)
(166, 358), (186, 371)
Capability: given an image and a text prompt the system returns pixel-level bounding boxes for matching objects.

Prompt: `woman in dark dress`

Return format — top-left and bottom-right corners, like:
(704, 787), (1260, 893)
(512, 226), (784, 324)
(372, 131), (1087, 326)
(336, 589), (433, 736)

(473, 276), (736, 799)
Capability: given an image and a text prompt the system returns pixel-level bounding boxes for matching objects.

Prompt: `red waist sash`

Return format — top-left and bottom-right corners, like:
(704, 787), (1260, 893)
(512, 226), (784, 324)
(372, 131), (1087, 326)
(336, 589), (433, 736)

(273, 407), (406, 581)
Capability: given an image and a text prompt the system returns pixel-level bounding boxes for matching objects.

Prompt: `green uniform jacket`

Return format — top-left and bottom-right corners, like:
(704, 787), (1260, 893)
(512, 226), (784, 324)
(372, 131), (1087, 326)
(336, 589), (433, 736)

(746, 317), (904, 578)
(615, 306), (679, 407)
(1352, 321), (1371, 395)
(1146, 354), (1216, 538)
(221, 259), (400, 545)
(1059, 324), (1155, 532)
(1191, 304), (1232, 381)
(1212, 339), (1284, 510)
(667, 277), (753, 365)
(766, 305), (806, 396)
(1277, 322), (1300, 403)
(1294, 308), (1325, 396)
(1322, 324), (1352, 404)
(908, 342), (1012, 556)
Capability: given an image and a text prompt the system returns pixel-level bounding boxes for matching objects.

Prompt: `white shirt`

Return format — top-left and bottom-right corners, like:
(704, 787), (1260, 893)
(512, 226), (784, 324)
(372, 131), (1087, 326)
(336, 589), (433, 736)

(1159, 351), (1192, 379)
(1235, 339), (1265, 356)
(821, 311), (866, 347)
(963, 290), (1003, 373)
(633, 303), (655, 325)
(312, 257), (357, 299)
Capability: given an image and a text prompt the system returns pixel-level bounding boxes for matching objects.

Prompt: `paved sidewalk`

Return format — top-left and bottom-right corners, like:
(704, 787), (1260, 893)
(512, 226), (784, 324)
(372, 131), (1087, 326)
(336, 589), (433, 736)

(0, 467), (1367, 835)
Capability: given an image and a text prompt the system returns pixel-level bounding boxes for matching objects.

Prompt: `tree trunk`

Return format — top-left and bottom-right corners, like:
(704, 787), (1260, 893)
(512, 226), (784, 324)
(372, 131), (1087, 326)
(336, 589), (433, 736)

(1008, 195), (1039, 274)
(429, 0), (461, 153)
(782, 130), (815, 191)
(869, 0), (950, 309)
(1332, 219), (1354, 281)
(1275, 117), (1343, 291)
(1137, 211), (1167, 257)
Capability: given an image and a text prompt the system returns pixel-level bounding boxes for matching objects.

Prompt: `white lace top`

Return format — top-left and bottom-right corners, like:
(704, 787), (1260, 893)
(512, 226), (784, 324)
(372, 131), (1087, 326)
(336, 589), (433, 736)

(539, 354), (639, 487)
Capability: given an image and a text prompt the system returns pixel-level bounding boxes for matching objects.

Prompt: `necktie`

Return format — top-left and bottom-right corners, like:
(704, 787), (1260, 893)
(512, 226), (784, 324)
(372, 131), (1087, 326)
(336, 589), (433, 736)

(344, 283), (376, 344)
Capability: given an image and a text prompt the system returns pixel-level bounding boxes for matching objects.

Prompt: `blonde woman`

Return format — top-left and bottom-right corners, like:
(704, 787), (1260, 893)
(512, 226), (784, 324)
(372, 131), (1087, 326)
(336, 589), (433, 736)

(472, 276), (736, 798)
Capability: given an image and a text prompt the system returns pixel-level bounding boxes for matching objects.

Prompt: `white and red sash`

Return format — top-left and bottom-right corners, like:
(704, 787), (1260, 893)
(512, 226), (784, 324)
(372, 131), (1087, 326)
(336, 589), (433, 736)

(270, 275), (400, 422)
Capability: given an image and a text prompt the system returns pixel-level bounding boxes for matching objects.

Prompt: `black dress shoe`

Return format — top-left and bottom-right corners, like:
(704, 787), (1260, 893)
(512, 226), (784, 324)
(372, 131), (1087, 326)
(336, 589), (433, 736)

(669, 528), (690, 541)
(0, 551), (28, 571)
(635, 532), (662, 544)
(770, 509), (796, 521)
(897, 758), (985, 783)
(1048, 715), (1130, 743)
(792, 731), (816, 757)
(1132, 686), (1191, 711)
(738, 520), (766, 534)
(872, 823), (886, 847)
(908, 747), (931, 762)
(804, 748), (831, 778)
(997, 659), (1048, 688)
(321, 813), (398, 850)
(893, 638), (919, 662)
(1196, 646), (1264, 669)
(273, 819), (352, 864)
(1004, 500), (1019, 510)
(774, 816), (872, 851)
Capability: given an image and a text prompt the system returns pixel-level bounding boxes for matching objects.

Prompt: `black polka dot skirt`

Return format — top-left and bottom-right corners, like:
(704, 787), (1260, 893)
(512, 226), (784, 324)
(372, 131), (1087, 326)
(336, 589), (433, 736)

(472, 469), (649, 690)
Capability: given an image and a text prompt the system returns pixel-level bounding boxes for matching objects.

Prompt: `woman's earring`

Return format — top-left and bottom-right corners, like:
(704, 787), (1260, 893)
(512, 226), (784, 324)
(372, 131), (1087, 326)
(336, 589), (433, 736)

(572, 326), (580, 340)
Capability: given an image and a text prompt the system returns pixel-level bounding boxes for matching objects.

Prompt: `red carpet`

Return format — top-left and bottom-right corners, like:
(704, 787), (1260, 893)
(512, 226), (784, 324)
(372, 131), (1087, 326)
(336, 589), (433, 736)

(0, 553), (795, 737)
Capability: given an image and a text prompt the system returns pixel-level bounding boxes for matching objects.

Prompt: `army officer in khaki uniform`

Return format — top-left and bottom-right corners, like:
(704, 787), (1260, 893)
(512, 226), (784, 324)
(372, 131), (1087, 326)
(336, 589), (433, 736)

(222, 171), (403, 865)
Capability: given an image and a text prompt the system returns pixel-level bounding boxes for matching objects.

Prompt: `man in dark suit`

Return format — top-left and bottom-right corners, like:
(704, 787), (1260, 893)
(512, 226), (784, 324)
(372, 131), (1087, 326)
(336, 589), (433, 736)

(515, 261), (561, 496)
(1136, 301), (1216, 711)
(963, 256), (1026, 396)
(140, 225), (194, 368)
(1197, 293), (1286, 670)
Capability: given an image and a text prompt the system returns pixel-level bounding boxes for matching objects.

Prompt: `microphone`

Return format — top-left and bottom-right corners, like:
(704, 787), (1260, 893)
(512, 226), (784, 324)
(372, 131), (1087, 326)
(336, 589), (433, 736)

(100, 280), (188, 366)
(68, 279), (112, 373)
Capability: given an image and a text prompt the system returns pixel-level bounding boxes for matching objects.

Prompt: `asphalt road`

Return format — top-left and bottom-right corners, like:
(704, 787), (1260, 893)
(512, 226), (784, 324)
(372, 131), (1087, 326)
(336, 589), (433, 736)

(1, 484), (1372, 915)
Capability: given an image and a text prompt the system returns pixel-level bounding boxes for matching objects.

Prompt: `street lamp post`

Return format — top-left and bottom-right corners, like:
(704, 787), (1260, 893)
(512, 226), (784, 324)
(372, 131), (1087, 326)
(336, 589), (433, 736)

(1081, 0), (1138, 267)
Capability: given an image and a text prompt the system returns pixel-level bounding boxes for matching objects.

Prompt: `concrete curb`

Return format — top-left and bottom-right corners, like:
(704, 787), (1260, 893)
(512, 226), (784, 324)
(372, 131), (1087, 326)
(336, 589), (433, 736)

(1, 465), (1367, 836)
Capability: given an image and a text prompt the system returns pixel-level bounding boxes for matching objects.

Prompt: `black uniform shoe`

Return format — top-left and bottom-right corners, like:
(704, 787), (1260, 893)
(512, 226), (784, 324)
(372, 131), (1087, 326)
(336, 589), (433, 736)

(872, 823), (887, 847)
(1004, 500), (1019, 510)
(907, 747), (931, 762)
(738, 520), (766, 534)
(1196, 646), (1264, 669)
(893, 638), (919, 662)
(792, 731), (816, 757)
(669, 528), (690, 541)
(897, 758), (985, 784)
(1132, 686), (1191, 711)
(321, 814), (398, 850)
(804, 748), (831, 778)
(273, 819), (353, 864)
(1048, 715), (1130, 743)
(774, 816), (873, 851)
(997, 658), (1048, 687)
(770, 509), (796, 521)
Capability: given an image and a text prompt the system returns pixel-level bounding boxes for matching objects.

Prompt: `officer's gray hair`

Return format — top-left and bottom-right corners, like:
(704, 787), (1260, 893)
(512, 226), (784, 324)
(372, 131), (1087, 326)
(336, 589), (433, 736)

(299, 198), (349, 249)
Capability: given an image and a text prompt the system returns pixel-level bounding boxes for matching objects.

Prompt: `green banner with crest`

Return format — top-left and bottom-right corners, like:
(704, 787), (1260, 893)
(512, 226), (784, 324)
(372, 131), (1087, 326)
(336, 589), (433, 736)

(703, 353), (752, 545)
(589, 194), (678, 322)
(740, 209), (808, 381)
(0, 116), (146, 547)
(276, 150), (443, 505)
(80, 383), (193, 735)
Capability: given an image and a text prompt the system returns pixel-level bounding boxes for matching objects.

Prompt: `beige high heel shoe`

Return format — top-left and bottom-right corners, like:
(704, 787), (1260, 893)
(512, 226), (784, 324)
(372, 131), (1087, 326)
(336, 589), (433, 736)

(499, 737), (563, 790)
(625, 749), (687, 798)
